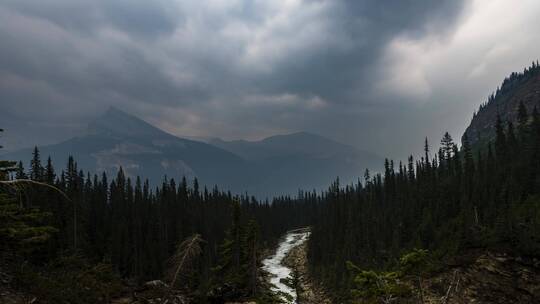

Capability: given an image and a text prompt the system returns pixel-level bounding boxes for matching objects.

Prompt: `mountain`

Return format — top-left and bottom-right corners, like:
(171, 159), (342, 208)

(3, 107), (382, 197)
(210, 132), (382, 196)
(463, 62), (540, 147)
(3, 107), (247, 191)
(210, 132), (378, 161)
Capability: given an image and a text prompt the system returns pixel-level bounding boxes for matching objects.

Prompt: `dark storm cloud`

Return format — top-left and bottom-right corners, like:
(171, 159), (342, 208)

(0, 0), (479, 159)
(1, 0), (181, 37)
(255, 0), (466, 102)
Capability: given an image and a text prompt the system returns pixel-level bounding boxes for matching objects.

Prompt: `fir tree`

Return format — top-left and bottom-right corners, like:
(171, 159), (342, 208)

(495, 114), (507, 160)
(30, 146), (44, 181)
(15, 161), (27, 179)
(517, 100), (529, 137)
(45, 157), (56, 184)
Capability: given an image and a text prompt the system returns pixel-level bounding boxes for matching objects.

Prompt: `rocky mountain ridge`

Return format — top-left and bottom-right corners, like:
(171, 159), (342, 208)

(463, 62), (540, 147)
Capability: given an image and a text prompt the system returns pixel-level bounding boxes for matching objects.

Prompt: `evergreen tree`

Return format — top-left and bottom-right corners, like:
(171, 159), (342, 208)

(30, 146), (44, 181)
(45, 157), (56, 184)
(517, 100), (529, 137)
(242, 220), (259, 296)
(440, 132), (454, 163)
(424, 137), (430, 169)
(495, 114), (507, 159)
(462, 133), (474, 175)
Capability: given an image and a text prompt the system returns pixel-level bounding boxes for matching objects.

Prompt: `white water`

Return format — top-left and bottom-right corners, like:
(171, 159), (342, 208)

(261, 229), (310, 303)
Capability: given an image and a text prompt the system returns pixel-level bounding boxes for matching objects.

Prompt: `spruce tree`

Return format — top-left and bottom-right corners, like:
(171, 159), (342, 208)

(30, 146), (44, 181)
(462, 133), (474, 175)
(517, 100), (529, 137)
(495, 114), (507, 160)
(242, 220), (259, 296)
(45, 157), (56, 184)
(15, 161), (27, 179)
(440, 132), (454, 163)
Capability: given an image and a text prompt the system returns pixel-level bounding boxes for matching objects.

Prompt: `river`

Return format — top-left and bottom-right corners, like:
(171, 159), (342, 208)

(261, 229), (310, 304)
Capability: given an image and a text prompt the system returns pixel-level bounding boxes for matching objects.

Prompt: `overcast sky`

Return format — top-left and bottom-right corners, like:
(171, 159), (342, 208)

(1, 0), (540, 160)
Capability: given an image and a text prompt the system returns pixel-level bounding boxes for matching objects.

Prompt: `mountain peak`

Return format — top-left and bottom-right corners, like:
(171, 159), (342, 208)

(88, 106), (174, 140)
(104, 105), (129, 117)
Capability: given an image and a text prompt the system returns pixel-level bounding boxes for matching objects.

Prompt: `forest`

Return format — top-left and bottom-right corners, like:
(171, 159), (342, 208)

(2, 64), (540, 303)
(307, 104), (540, 301)
(0, 143), (318, 303)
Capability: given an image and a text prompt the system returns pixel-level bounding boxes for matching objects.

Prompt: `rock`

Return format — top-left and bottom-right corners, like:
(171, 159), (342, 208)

(282, 241), (332, 304)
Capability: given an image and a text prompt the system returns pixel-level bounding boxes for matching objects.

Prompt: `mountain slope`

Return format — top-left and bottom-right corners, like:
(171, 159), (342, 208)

(210, 132), (382, 196)
(463, 62), (540, 146)
(4, 108), (381, 197)
(4, 107), (247, 190)
(210, 132), (380, 162)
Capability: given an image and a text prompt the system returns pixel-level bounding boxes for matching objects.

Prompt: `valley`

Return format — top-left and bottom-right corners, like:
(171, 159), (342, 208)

(1, 6), (540, 301)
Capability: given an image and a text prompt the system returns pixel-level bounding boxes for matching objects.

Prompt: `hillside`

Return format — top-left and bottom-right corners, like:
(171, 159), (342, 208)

(463, 62), (540, 146)
(307, 62), (540, 302)
(3, 107), (248, 191)
(210, 132), (382, 197)
(3, 107), (381, 198)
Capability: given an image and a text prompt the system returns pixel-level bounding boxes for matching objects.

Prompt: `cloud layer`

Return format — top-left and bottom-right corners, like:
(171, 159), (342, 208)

(1, 0), (539, 160)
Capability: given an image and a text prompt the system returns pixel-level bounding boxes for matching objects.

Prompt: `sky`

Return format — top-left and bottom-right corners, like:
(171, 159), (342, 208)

(1, 0), (540, 160)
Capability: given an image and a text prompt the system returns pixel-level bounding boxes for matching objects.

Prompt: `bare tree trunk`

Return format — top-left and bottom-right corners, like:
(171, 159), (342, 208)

(250, 237), (258, 296)
(418, 277), (424, 304)
(442, 270), (460, 304)
(168, 234), (204, 288)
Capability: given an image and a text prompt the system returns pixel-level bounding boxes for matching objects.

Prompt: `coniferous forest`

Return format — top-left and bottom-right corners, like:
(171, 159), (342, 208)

(1, 144), (318, 303)
(308, 108), (540, 300)
(2, 64), (540, 303)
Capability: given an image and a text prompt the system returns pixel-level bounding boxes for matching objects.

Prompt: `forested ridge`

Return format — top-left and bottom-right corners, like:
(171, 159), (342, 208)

(306, 63), (540, 302)
(465, 61), (540, 147)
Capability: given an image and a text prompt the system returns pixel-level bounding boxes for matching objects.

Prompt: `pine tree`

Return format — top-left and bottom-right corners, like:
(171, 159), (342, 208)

(242, 220), (259, 296)
(424, 137), (430, 169)
(214, 199), (243, 287)
(440, 132), (454, 163)
(407, 156), (415, 181)
(15, 161), (27, 179)
(462, 133), (474, 175)
(517, 100), (529, 137)
(507, 121), (517, 153)
(495, 114), (507, 160)
(45, 157), (56, 184)
(30, 146), (44, 181)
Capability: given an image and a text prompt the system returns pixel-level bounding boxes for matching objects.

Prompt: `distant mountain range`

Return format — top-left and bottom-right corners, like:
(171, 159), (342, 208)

(2, 107), (382, 198)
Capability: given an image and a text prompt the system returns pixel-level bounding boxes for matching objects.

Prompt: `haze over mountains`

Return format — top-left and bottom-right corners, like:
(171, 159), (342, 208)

(3, 107), (382, 197)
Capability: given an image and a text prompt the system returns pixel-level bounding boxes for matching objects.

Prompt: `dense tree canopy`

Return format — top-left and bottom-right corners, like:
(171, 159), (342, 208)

(0, 136), (317, 302)
(305, 104), (540, 301)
